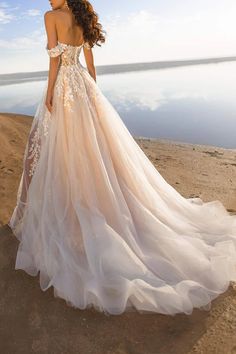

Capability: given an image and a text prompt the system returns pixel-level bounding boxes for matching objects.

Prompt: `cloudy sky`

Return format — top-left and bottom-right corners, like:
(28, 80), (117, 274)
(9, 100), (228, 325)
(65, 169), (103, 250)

(0, 0), (235, 74)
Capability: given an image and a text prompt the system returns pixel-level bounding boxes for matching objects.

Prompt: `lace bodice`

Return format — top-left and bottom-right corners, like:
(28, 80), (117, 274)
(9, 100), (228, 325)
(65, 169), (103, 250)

(45, 40), (98, 113)
(46, 41), (91, 66)
(12, 40), (97, 186)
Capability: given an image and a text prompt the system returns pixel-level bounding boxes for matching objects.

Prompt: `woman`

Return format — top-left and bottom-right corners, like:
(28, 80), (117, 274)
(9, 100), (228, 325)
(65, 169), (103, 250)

(8, 0), (236, 316)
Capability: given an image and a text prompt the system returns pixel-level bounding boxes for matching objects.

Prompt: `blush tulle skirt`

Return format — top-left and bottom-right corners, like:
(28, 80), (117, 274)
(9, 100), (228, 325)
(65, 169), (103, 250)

(8, 66), (236, 316)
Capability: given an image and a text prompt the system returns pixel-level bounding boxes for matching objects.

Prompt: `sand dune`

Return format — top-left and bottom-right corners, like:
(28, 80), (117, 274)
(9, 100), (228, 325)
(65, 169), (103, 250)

(0, 112), (236, 353)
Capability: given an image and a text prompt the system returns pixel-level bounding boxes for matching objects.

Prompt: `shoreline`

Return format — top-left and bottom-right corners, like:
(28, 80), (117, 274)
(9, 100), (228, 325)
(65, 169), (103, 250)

(2, 112), (236, 151)
(135, 135), (236, 152)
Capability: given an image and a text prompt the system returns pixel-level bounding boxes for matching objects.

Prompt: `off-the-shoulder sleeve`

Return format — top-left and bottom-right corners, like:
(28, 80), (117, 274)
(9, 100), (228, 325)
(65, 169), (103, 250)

(83, 42), (91, 50)
(46, 43), (64, 57)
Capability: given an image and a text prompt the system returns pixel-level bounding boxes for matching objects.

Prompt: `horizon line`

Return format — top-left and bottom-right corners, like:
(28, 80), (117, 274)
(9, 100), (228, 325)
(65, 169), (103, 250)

(0, 55), (236, 86)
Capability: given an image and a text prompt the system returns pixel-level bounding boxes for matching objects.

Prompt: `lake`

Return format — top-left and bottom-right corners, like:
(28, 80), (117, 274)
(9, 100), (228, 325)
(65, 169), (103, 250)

(0, 61), (235, 148)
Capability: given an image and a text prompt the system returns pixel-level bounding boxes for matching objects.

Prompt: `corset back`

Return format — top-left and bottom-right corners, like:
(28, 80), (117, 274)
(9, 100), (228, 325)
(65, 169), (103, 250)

(59, 42), (83, 66)
(46, 41), (91, 67)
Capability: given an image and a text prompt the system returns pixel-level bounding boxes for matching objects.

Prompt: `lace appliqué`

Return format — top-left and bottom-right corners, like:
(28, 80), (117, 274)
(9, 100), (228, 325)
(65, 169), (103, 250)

(55, 66), (100, 112)
(27, 128), (41, 177)
(42, 109), (51, 137)
(45, 40), (99, 112)
(46, 43), (66, 57)
(27, 109), (51, 177)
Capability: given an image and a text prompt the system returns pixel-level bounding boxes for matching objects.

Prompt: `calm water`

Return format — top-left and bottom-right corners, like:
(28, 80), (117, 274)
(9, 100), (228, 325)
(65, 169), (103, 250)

(0, 61), (235, 148)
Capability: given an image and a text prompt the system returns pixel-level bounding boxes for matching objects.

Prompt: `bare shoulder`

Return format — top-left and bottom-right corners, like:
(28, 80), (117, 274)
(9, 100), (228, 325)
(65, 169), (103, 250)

(44, 9), (61, 21)
(44, 10), (55, 23)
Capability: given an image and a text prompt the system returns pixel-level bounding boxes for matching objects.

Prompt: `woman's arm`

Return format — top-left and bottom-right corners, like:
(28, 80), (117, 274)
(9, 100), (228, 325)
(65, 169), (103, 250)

(83, 45), (96, 82)
(44, 11), (61, 113)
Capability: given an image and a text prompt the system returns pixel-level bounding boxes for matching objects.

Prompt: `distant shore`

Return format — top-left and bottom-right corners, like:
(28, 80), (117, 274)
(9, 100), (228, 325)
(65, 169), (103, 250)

(0, 112), (235, 226)
(1, 55), (236, 86)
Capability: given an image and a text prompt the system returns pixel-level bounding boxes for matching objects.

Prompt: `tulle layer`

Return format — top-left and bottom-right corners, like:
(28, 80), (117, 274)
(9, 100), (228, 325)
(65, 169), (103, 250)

(9, 65), (236, 316)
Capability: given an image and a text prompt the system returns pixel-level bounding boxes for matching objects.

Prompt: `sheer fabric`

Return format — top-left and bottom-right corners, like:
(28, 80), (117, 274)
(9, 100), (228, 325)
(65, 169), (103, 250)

(8, 41), (236, 316)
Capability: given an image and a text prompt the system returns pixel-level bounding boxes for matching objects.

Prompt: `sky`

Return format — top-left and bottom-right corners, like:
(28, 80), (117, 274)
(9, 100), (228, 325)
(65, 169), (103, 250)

(0, 0), (236, 74)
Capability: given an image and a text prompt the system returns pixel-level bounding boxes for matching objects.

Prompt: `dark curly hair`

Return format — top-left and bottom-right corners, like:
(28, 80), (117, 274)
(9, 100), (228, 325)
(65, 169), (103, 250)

(67, 0), (106, 48)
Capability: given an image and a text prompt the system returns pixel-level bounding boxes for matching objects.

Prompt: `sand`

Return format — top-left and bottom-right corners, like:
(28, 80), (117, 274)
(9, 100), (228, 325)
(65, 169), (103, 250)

(0, 112), (236, 354)
(0, 113), (32, 225)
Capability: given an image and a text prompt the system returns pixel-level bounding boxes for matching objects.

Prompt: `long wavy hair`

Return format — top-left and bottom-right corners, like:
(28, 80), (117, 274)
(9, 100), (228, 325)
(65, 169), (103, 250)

(67, 0), (106, 48)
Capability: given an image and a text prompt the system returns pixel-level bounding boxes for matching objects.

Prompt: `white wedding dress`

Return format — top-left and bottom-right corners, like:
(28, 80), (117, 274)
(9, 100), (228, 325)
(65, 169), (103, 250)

(8, 40), (236, 316)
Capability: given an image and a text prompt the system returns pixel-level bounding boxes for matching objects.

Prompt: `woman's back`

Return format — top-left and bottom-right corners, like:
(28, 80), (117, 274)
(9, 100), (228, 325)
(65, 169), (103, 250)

(54, 9), (84, 46)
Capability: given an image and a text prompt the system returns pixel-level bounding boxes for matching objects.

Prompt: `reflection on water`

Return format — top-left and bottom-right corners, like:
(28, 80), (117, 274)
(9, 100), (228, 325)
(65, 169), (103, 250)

(0, 62), (235, 148)
(0, 80), (47, 115)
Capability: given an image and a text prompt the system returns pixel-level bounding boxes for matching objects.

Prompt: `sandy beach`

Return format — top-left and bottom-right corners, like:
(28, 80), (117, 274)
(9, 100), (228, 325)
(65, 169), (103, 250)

(0, 112), (236, 353)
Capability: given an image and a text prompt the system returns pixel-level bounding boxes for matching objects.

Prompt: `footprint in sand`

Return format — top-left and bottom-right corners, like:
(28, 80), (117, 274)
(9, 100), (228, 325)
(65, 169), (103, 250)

(203, 150), (224, 158)
(0, 167), (14, 174)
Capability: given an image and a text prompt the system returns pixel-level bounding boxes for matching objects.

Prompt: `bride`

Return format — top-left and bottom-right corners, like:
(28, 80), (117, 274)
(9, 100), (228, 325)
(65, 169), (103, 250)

(8, 0), (236, 316)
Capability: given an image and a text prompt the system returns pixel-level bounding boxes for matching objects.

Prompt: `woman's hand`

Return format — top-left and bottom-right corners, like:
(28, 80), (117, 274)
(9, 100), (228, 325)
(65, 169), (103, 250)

(45, 90), (54, 113)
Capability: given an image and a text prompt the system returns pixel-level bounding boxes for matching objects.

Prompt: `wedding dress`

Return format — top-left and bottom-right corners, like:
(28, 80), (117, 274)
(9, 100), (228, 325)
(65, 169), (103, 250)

(8, 40), (236, 316)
